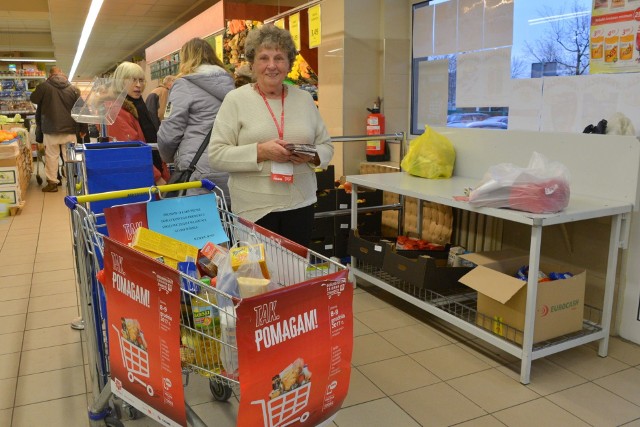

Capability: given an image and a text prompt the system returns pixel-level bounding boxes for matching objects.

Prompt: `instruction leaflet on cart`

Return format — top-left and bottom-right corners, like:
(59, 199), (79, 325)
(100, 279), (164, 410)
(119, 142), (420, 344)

(235, 269), (353, 426)
(102, 237), (186, 427)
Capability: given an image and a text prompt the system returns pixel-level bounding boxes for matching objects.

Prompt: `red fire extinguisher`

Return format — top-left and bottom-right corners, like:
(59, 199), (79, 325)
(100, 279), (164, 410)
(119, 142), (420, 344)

(366, 97), (389, 161)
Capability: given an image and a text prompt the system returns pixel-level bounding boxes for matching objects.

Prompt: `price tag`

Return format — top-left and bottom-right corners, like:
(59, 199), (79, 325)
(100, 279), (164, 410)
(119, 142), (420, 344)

(289, 13), (301, 51)
(308, 5), (321, 48)
(271, 162), (294, 183)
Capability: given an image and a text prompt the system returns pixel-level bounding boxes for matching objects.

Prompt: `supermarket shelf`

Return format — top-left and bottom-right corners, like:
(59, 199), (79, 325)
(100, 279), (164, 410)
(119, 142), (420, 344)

(0, 76), (46, 80)
(351, 259), (604, 357)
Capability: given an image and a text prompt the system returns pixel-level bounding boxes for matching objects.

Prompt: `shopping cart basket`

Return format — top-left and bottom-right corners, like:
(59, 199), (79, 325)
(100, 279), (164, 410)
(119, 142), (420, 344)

(65, 180), (347, 427)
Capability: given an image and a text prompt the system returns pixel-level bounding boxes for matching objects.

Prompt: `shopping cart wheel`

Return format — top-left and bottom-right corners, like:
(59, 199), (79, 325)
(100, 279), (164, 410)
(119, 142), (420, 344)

(36, 175), (43, 185)
(209, 379), (233, 401)
(123, 403), (141, 420)
(104, 416), (125, 427)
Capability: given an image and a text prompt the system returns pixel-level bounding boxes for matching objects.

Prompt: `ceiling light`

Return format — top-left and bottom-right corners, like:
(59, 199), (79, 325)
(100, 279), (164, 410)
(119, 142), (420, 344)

(0, 58), (56, 63)
(68, 0), (104, 82)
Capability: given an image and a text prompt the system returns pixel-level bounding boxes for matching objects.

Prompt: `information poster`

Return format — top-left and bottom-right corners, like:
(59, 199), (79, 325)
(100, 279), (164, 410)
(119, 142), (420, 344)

(308, 5), (321, 48)
(102, 237), (186, 427)
(590, 0), (640, 73)
(289, 12), (301, 51)
(236, 270), (352, 427)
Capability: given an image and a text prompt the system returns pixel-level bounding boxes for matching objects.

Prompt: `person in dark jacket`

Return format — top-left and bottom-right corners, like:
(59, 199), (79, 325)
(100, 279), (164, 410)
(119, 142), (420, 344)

(158, 38), (235, 200)
(145, 75), (176, 130)
(30, 66), (86, 192)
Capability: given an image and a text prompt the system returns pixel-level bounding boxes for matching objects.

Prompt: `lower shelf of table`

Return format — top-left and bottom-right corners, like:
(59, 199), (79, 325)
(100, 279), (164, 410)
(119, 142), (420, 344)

(351, 259), (605, 356)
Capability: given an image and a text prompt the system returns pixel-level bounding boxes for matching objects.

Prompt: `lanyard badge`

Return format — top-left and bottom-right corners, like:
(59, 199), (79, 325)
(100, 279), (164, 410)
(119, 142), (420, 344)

(257, 85), (293, 184)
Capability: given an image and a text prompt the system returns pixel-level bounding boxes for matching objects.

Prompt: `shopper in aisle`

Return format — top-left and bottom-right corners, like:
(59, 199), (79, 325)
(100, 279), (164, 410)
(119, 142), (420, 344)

(158, 38), (234, 199)
(209, 24), (333, 247)
(30, 66), (87, 192)
(108, 61), (169, 185)
(145, 74), (176, 130)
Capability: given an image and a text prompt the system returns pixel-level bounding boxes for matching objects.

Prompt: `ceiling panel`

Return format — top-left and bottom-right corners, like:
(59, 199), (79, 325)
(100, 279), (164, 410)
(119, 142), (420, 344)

(0, 0), (307, 81)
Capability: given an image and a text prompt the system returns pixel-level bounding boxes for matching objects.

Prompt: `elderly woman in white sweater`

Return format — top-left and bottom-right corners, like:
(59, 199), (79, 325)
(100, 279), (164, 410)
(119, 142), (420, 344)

(208, 24), (333, 247)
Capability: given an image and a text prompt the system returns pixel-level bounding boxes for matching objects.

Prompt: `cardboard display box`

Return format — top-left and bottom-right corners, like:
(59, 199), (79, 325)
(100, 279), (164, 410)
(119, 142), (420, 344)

(382, 247), (473, 291)
(0, 186), (19, 206)
(309, 236), (334, 258)
(459, 252), (586, 344)
(314, 189), (336, 213)
(334, 211), (382, 237)
(347, 229), (392, 268)
(336, 188), (383, 210)
(315, 165), (335, 191)
(0, 167), (18, 185)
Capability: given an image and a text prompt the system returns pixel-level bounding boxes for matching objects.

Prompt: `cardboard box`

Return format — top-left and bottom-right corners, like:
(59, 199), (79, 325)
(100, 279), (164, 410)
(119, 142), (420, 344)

(314, 189), (336, 213)
(315, 165), (335, 191)
(309, 236), (334, 258)
(459, 251), (586, 344)
(347, 229), (392, 268)
(382, 248), (473, 291)
(0, 186), (19, 206)
(334, 212), (382, 237)
(311, 217), (334, 239)
(336, 188), (383, 210)
(0, 167), (18, 185)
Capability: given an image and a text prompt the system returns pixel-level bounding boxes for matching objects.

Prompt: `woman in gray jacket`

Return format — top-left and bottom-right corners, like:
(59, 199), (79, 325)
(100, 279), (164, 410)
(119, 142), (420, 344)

(157, 38), (235, 200)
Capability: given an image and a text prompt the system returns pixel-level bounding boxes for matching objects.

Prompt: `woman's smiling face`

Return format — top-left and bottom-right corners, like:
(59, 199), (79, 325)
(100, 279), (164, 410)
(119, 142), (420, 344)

(253, 47), (290, 89)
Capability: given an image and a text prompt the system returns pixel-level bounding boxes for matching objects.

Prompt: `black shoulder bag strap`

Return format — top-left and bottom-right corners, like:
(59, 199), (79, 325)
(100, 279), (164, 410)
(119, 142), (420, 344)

(184, 127), (213, 178)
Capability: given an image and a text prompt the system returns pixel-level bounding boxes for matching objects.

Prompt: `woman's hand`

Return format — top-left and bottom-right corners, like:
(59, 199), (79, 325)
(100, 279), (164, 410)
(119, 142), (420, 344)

(257, 139), (292, 163)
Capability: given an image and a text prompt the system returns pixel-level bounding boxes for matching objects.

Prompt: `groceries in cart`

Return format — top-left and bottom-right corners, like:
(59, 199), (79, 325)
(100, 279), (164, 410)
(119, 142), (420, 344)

(131, 227), (199, 269)
(269, 358), (312, 400)
(119, 317), (148, 351)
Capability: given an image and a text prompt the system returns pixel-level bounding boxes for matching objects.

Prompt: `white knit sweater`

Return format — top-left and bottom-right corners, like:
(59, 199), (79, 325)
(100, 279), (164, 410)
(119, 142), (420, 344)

(208, 84), (333, 222)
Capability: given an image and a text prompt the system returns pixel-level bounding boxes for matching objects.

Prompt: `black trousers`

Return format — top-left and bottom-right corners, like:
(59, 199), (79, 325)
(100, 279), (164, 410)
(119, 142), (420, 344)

(255, 204), (315, 248)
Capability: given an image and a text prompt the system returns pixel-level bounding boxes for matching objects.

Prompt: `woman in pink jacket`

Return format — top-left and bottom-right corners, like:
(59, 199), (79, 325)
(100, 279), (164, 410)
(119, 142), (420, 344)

(107, 61), (169, 184)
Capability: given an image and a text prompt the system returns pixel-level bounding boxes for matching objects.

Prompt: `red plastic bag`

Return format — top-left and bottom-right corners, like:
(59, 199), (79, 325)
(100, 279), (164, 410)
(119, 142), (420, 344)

(468, 152), (570, 214)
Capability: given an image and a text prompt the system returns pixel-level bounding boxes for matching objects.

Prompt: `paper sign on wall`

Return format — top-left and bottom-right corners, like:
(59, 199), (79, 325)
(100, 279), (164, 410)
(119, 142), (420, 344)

(308, 5), (321, 48)
(289, 13), (301, 51)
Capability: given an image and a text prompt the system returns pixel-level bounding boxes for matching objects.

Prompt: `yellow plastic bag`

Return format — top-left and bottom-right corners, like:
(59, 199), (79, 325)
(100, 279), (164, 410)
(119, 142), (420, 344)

(401, 126), (455, 179)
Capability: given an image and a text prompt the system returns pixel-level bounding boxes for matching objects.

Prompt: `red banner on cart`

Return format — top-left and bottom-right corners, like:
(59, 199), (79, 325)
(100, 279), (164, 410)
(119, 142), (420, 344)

(102, 237), (186, 427)
(236, 269), (353, 427)
(104, 202), (148, 244)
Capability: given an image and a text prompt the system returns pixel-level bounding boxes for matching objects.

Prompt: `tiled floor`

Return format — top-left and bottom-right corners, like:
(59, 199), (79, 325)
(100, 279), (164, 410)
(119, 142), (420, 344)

(3, 177), (640, 427)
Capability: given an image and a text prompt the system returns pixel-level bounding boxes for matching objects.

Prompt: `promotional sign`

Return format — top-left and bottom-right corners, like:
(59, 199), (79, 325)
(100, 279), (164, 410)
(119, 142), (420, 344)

(215, 35), (224, 63)
(308, 5), (322, 48)
(104, 202), (148, 245)
(146, 193), (229, 247)
(236, 269), (353, 427)
(102, 237), (186, 427)
(590, 0), (640, 73)
(275, 18), (285, 29)
(289, 13), (301, 51)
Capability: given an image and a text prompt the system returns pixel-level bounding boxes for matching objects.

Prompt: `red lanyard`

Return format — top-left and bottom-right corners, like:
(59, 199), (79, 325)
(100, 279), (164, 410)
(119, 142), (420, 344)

(257, 84), (285, 139)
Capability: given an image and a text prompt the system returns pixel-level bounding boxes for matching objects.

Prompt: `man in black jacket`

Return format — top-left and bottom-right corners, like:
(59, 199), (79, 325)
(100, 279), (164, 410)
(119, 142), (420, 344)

(30, 66), (86, 192)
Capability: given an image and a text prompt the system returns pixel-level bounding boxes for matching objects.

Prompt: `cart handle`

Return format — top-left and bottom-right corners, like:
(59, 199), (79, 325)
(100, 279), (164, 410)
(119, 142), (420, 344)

(64, 179), (216, 209)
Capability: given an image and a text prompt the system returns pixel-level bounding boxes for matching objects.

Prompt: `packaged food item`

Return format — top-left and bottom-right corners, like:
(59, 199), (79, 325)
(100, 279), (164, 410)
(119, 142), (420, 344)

(591, 28), (604, 60)
(180, 328), (220, 372)
(237, 276), (271, 298)
(605, 29), (619, 63)
(197, 242), (228, 277)
(229, 243), (270, 279)
(620, 27), (634, 61)
(131, 227), (199, 263)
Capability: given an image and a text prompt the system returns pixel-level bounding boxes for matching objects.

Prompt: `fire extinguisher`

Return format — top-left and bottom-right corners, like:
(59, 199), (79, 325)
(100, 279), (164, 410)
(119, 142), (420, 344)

(366, 97), (389, 162)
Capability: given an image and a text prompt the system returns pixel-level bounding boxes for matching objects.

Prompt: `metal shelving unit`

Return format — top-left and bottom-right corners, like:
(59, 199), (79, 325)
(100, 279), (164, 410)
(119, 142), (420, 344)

(346, 172), (631, 384)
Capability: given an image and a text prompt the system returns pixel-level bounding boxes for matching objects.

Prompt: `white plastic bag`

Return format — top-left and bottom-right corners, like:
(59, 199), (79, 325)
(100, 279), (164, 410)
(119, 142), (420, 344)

(468, 152), (570, 213)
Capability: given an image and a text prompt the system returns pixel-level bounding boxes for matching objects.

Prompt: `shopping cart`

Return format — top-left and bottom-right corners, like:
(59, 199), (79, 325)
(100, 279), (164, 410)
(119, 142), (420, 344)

(251, 382), (311, 427)
(111, 325), (154, 397)
(65, 180), (347, 427)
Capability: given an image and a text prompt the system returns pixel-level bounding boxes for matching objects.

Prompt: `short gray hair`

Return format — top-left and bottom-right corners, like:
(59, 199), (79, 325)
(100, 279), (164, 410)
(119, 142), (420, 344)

(244, 24), (297, 72)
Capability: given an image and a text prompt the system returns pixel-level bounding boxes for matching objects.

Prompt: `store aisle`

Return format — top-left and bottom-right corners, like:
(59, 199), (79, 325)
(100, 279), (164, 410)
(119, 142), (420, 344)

(3, 177), (640, 427)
